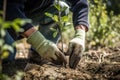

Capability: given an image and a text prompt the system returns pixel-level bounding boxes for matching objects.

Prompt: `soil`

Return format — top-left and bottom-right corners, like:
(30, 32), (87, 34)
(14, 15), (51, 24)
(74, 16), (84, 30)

(2, 45), (120, 80)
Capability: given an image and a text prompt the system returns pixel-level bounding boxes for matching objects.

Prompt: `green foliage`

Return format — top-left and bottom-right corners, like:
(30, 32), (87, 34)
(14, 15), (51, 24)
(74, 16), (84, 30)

(107, 0), (120, 15)
(0, 17), (30, 60)
(45, 0), (120, 49)
(45, 0), (71, 51)
(45, 0), (70, 35)
(0, 12), (31, 80)
(0, 71), (24, 80)
(87, 0), (120, 48)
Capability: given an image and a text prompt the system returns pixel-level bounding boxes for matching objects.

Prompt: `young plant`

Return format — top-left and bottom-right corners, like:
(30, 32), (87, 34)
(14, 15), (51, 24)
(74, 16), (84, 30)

(45, 0), (70, 52)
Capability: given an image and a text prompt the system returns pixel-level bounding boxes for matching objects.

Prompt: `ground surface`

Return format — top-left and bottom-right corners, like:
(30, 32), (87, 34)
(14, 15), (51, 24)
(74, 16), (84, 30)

(2, 44), (120, 80)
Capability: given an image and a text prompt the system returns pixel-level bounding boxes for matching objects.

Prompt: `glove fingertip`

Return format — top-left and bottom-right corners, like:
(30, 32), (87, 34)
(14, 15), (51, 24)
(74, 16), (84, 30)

(59, 51), (67, 65)
(66, 44), (73, 55)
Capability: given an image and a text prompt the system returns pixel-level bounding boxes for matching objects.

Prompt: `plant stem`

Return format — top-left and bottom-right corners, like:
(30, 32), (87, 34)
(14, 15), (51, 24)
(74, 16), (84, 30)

(57, 0), (64, 52)
(3, 0), (7, 21)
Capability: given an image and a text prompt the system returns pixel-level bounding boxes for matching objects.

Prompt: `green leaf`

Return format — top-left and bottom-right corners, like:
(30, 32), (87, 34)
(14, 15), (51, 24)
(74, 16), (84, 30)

(62, 16), (68, 22)
(0, 28), (6, 37)
(11, 22), (20, 32)
(54, 4), (60, 11)
(53, 15), (58, 22)
(14, 71), (24, 80)
(2, 44), (13, 53)
(62, 26), (70, 32)
(1, 51), (9, 59)
(50, 27), (57, 32)
(0, 39), (4, 47)
(45, 12), (53, 18)
(2, 21), (12, 29)
(65, 22), (71, 26)
(53, 31), (58, 38)
(14, 18), (31, 26)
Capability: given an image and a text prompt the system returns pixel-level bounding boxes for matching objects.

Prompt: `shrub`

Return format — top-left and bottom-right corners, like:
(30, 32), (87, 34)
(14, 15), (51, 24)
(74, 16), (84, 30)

(86, 0), (120, 49)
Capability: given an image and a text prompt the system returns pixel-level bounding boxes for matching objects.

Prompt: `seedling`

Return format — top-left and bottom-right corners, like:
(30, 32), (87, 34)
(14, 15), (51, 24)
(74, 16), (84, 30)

(45, 0), (70, 52)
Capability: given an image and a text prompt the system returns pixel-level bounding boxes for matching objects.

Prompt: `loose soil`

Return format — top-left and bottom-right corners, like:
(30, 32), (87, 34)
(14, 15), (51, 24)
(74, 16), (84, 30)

(2, 45), (120, 80)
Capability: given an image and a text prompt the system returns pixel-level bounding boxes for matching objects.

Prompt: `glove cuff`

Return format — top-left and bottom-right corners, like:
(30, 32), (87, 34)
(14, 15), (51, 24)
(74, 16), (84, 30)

(27, 31), (46, 50)
(74, 29), (85, 40)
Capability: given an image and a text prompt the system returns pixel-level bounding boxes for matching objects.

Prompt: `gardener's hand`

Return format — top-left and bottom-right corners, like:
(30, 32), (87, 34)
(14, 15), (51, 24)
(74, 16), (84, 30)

(27, 31), (67, 65)
(67, 27), (85, 69)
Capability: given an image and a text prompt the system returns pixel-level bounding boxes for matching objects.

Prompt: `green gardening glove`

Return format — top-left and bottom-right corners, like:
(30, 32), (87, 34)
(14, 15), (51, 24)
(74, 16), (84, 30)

(27, 31), (67, 65)
(67, 29), (85, 69)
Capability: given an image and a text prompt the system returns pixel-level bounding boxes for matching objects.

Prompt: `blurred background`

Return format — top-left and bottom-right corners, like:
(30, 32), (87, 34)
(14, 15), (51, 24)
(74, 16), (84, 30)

(62, 0), (120, 50)
(15, 0), (120, 56)
(86, 0), (120, 49)
(1, 0), (120, 59)
(0, 0), (120, 79)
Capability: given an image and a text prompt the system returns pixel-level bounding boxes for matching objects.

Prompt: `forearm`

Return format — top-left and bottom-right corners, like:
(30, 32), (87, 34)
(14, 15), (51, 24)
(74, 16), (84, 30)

(23, 27), (37, 37)
(75, 25), (88, 32)
(67, 0), (89, 31)
(4, 0), (34, 40)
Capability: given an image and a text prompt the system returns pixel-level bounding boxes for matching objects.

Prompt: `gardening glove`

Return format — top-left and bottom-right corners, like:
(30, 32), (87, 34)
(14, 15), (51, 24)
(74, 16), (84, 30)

(27, 31), (67, 65)
(67, 29), (85, 69)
